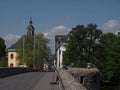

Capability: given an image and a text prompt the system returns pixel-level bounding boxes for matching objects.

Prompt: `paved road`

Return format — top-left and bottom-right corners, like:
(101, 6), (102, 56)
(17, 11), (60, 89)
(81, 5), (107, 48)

(0, 72), (59, 90)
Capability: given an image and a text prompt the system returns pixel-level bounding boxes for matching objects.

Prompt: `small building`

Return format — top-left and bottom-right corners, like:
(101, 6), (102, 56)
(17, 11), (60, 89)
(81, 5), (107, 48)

(7, 43), (26, 67)
(7, 45), (19, 67)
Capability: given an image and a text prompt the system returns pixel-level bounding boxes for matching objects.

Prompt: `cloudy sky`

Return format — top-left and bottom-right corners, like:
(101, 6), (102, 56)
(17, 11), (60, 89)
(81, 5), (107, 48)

(0, 0), (120, 53)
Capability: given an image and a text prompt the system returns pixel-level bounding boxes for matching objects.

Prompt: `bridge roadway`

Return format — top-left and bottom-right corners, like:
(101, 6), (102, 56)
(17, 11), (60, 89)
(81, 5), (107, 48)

(0, 72), (59, 90)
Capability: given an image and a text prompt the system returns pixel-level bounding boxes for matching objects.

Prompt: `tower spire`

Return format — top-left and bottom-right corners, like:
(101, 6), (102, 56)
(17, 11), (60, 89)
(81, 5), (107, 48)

(29, 17), (33, 25)
(27, 17), (35, 35)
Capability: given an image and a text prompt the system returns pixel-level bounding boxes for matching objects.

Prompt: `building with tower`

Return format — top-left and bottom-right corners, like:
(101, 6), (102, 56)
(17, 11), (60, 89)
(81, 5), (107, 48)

(7, 18), (35, 67)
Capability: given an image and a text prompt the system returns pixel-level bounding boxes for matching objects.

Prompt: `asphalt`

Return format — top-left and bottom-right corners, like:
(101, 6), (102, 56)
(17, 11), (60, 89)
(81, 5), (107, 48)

(33, 72), (59, 90)
(0, 72), (59, 90)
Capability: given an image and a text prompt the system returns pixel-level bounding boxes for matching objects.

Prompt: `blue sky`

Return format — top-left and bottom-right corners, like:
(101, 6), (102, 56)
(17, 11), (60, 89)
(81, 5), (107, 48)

(0, 0), (120, 53)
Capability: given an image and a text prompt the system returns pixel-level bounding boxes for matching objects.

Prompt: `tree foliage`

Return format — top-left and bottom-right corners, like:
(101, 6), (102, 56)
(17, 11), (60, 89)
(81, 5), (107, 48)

(0, 37), (6, 57)
(0, 37), (7, 67)
(0, 56), (7, 67)
(63, 24), (103, 67)
(64, 24), (120, 85)
(100, 33), (120, 84)
(16, 33), (50, 67)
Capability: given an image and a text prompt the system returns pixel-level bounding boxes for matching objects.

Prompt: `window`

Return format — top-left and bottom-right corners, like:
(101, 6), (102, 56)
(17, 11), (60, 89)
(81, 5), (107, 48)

(10, 63), (14, 67)
(10, 53), (14, 59)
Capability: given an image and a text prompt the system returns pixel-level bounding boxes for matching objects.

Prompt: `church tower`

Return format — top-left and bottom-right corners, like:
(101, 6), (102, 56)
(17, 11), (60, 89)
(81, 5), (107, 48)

(27, 17), (35, 35)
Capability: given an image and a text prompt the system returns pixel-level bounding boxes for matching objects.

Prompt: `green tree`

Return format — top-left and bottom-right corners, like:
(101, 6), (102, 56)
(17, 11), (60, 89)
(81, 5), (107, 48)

(63, 24), (103, 67)
(16, 34), (33, 66)
(34, 33), (50, 68)
(0, 37), (7, 67)
(0, 56), (7, 67)
(0, 37), (6, 57)
(100, 33), (120, 84)
(17, 33), (50, 68)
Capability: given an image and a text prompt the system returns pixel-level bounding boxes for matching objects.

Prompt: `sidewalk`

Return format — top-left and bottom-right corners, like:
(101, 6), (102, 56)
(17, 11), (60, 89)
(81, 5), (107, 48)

(33, 72), (60, 90)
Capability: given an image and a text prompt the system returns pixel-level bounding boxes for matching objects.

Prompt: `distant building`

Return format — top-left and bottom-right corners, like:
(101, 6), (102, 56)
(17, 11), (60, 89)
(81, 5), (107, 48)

(55, 35), (67, 69)
(7, 18), (35, 67)
(7, 44), (19, 67)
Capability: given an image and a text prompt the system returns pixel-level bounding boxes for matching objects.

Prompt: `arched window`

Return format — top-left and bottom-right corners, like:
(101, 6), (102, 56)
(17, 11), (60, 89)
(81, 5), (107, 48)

(10, 53), (14, 59)
(10, 63), (14, 67)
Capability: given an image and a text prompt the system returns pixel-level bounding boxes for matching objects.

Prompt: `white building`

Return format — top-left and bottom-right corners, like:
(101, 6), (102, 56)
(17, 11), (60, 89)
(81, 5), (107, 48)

(55, 35), (67, 69)
(56, 43), (66, 69)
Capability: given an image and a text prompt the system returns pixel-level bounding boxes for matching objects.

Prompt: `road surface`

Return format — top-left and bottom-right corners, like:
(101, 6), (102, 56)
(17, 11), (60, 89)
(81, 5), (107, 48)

(0, 72), (59, 90)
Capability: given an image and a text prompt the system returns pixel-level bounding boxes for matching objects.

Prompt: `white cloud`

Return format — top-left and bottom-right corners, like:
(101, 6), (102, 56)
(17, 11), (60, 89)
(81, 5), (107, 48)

(103, 20), (120, 30)
(115, 30), (120, 35)
(3, 34), (21, 48)
(43, 25), (70, 53)
(43, 32), (50, 38)
(51, 25), (70, 33)
(44, 25), (70, 38)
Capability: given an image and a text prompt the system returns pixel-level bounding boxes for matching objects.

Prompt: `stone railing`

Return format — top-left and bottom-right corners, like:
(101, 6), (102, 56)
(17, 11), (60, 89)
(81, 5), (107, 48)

(68, 68), (100, 90)
(57, 68), (100, 90)
(57, 69), (87, 90)
(0, 67), (32, 78)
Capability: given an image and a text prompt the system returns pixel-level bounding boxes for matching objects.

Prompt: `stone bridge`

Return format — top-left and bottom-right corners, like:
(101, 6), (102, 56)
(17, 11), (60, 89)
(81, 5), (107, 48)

(0, 67), (100, 90)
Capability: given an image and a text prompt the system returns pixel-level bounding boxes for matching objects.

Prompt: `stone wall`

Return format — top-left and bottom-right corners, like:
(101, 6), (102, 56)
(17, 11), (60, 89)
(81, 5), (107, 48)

(68, 68), (100, 90)
(57, 69), (87, 90)
(0, 67), (32, 78)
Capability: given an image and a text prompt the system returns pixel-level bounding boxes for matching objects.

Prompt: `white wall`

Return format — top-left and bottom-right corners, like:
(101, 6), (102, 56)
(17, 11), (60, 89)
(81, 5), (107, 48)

(57, 44), (66, 69)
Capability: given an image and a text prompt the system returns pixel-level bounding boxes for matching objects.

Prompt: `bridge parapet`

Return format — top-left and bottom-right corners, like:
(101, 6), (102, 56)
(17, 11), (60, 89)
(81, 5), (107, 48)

(68, 68), (100, 90)
(57, 68), (100, 90)
(57, 69), (87, 90)
(0, 67), (32, 78)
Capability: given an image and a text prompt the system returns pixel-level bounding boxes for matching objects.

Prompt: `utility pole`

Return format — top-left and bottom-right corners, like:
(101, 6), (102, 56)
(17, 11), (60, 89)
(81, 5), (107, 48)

(23, 35), (25, 63)
(33, 34), (35, 68)
(22, 17), (26, 67)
